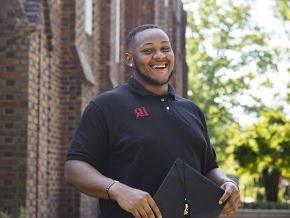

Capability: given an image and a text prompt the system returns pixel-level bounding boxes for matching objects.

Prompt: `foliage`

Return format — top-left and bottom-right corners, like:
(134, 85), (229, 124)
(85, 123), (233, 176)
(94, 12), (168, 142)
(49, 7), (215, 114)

(0, 212), (10, 218)
(0, 207), (27, 218)
(232, 110), (290, 201)
(273, 0), (290, 22)
(184, 0), (282, 163)
(272, 0), (290, 104)
(233, 110), (290, 177)
(183, 0), (290, 202)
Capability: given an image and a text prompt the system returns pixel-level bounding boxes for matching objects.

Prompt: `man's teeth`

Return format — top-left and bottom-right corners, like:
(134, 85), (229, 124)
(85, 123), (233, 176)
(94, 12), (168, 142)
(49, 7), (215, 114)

(152, 64), (166, 69)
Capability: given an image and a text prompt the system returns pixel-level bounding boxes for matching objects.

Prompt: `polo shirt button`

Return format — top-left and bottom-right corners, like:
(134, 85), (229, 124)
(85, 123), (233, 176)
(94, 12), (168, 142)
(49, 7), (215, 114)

(161, 98), (165, 102)
(166, 106), (170, 110)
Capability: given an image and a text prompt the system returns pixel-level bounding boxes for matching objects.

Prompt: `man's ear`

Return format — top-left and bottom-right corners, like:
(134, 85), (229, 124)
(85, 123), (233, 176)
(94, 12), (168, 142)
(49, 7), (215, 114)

(124, 53), (134, 67)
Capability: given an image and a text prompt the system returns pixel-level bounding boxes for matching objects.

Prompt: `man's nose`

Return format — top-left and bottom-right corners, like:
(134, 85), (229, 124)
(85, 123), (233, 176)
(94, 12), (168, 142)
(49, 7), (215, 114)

(153, 50), (166, 59)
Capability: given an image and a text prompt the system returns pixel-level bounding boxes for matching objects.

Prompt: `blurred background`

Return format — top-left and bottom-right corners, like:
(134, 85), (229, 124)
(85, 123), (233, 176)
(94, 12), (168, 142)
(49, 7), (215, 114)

(184, 0), (290, 205)
(0, 0), (289, 217)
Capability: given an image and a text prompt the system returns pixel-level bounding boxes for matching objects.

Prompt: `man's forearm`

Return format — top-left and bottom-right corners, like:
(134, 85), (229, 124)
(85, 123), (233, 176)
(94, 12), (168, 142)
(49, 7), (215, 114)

(64, 160), (113, 199)
(206, 168), (235, 186)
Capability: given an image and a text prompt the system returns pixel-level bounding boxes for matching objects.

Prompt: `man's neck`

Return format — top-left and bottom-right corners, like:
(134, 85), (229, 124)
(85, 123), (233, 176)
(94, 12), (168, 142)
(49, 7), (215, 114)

(133, 76), (168, 95)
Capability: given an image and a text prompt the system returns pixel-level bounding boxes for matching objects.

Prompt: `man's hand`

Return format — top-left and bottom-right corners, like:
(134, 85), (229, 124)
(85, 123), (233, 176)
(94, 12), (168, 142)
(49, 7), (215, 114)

(109, 182), (162, 218)
(219, 181), (240, 217)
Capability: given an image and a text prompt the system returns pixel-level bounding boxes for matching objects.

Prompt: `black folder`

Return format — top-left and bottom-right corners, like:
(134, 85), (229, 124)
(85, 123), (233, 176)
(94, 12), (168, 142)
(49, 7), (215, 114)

(154, 158), (225, 218)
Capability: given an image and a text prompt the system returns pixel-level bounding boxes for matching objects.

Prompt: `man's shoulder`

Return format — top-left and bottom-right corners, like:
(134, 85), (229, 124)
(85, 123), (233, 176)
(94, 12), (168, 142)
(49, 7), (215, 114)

(91, 83), (132, 106)
(175, 95), (203, 113)
(175, 95), (207, 130)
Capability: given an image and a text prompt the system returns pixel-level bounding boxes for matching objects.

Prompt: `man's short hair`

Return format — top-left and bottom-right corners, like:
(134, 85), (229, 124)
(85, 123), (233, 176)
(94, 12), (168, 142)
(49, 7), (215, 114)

(126, 24), (161, 48)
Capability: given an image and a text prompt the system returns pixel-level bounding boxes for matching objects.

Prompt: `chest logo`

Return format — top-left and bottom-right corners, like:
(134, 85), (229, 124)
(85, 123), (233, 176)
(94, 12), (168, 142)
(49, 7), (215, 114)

(134, 106), (149, 119)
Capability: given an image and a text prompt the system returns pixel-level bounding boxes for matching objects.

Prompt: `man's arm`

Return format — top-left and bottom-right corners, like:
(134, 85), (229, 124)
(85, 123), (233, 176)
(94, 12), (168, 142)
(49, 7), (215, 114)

(206, 168), (234, 186)
(64, 160), (113, 199)
(64, 160), (162, 218)
(206, 168), (240, 217)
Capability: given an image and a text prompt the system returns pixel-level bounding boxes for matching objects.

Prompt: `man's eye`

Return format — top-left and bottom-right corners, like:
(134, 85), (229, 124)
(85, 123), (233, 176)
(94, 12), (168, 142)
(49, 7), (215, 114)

(162, 47), (171, 52)
(142, 49), (153, 54)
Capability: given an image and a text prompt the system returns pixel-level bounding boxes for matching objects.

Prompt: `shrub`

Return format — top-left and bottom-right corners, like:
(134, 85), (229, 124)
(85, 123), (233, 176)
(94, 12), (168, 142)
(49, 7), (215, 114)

(0, 211), (10, 218)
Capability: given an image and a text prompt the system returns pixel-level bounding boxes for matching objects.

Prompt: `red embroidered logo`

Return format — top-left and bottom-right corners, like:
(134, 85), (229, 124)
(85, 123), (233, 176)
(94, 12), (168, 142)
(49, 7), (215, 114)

(134, 106), (149, 119)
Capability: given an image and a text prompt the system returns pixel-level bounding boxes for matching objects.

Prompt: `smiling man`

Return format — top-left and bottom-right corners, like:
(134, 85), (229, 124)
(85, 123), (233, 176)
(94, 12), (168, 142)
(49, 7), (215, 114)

(125, 27), (175, 93)
(64, 24), (240, 218)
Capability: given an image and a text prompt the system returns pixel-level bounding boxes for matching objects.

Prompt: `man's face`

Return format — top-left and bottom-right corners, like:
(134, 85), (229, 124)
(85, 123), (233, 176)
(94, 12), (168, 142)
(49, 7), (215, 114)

(129, 28), (175, 86)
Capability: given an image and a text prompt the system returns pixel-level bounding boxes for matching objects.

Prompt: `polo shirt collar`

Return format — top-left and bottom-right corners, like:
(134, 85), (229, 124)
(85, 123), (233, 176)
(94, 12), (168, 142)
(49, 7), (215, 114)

(128, 77), (176, 100)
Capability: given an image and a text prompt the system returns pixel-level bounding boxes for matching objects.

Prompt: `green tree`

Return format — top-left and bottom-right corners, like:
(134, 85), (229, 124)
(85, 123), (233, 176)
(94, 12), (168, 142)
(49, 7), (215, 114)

(273, 0), (290, 23)
(184, 0), (281, 161)
(233, 109), (290, 201)
(273, 0), (290, 104)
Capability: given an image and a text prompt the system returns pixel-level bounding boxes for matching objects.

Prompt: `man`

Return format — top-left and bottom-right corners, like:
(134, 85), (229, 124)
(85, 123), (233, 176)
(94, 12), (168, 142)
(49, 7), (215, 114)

(64, 24), (240, 218)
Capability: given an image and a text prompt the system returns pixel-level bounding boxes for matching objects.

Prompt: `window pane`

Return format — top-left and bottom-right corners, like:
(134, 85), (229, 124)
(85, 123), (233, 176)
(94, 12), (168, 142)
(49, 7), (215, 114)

(85, 0), (93, 35)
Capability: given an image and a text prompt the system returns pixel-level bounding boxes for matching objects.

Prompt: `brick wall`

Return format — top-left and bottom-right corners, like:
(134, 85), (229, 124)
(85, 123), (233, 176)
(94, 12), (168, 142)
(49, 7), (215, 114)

(0, 0), (30, 215)
(155, 0), (187, 96)
(26, 28), (45, 218)
(58, 0), (83, 216)
(93, 0), (113, 92)
(0, 0), (187, 217)
(26, 0), (65, 216)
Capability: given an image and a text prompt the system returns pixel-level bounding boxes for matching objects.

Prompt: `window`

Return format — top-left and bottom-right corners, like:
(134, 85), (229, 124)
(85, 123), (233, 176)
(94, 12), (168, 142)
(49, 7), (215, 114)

(164, 0), (169, 7)
(85, 0), (93, 35)
(115, 0), (120, 63)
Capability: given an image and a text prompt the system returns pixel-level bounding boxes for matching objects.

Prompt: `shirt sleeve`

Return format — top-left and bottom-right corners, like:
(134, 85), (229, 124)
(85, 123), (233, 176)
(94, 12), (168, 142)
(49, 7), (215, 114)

(197, 108), (219, 174)
(66, 101), (109, 173)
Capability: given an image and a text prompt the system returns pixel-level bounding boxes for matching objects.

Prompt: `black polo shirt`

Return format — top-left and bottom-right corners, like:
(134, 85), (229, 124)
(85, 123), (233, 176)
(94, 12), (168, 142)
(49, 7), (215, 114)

(67, 77), (218, 218)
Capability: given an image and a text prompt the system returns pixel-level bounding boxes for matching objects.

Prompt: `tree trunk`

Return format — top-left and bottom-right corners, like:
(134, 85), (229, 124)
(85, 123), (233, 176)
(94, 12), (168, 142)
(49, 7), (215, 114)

(262, 167), (280, 202)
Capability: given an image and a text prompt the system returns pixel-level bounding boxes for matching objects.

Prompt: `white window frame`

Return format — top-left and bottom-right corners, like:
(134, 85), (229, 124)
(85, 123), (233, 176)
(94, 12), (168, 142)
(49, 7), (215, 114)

(85, 0), (93, 35)
(115, 0), (121, 63)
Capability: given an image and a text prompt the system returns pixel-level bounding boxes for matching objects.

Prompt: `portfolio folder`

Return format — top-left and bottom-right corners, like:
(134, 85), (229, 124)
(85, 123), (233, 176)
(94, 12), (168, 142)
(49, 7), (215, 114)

(154, 158), (225, 218)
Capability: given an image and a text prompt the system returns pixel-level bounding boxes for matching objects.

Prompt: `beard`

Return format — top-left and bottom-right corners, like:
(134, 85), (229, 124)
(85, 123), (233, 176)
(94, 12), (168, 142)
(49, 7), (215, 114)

(133, 60), (174, 86)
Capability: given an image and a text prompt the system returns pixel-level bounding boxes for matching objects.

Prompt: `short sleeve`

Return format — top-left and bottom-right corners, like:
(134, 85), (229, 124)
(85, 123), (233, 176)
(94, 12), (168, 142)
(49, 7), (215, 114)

(67, 101), (109, 172)
(197, 108), (219, 174)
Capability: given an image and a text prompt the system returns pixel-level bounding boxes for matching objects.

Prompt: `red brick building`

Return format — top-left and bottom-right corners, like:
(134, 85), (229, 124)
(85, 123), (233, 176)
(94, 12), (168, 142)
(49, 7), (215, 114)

(0, 0), (187, 217)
